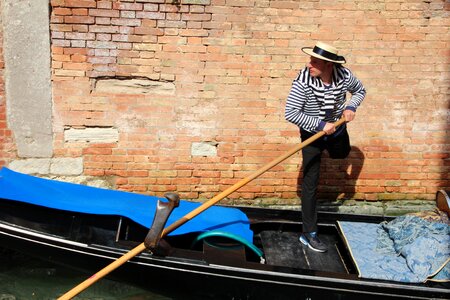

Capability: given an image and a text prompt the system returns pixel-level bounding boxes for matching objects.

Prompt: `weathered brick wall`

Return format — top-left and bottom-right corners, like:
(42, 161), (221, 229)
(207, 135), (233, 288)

(0, 15), (15, 167)
(2, 0), (449, 204)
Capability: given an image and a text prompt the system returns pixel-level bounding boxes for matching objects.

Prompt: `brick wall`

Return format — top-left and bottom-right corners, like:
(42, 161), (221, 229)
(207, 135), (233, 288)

(2, 0), (449, 204)
(0, 17), (15, 167)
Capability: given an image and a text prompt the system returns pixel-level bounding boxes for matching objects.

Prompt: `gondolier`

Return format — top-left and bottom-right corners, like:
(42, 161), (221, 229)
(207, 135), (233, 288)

(285, 41), (366, 252)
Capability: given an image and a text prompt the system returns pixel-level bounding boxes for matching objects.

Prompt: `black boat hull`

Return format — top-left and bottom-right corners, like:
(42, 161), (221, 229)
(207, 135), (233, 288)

(0, 200), (448, 299)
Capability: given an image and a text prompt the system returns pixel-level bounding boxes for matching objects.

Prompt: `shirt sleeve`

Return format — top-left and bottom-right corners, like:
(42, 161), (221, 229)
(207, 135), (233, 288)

(284, 79), (321, 133)
(345, 69), (366, 110)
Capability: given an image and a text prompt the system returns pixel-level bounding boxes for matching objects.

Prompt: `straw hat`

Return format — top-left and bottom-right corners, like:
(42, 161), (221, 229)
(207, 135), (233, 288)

(301, 41), (346, 64)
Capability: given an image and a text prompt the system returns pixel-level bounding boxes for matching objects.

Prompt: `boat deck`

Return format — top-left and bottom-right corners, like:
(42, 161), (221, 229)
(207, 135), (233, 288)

(259, 230), (348, 273)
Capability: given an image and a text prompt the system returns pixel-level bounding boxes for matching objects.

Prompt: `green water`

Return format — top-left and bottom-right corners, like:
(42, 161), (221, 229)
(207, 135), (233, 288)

(0, 248), (173, 300)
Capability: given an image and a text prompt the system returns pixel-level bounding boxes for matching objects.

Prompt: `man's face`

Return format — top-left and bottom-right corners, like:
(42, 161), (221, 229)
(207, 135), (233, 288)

(307, 56), (332, 78)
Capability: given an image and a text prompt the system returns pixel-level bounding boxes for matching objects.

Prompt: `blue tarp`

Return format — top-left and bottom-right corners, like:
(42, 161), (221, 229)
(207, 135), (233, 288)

(0, 167), (253, 242)
(338, 216), (450, 283)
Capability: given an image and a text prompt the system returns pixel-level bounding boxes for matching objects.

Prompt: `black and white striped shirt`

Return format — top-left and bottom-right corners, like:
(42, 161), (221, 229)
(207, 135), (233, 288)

(285, 65), (366, 133)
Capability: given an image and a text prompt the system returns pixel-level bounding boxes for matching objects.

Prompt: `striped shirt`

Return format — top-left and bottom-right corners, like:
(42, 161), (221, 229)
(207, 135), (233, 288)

(285, 65), (366, 133)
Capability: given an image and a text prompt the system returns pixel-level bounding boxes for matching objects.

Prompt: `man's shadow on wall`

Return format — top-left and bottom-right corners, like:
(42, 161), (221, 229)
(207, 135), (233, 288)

(296, 146), (365, 211)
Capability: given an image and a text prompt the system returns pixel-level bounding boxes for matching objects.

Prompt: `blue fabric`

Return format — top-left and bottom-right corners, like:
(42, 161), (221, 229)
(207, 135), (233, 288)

(0, 167), (253, 242)
(338, 218), (450, 283)
(377, 215), (449, 254)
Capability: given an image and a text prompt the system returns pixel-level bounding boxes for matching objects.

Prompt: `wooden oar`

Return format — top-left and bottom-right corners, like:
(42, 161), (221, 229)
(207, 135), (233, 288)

(58, 117), (346, 300)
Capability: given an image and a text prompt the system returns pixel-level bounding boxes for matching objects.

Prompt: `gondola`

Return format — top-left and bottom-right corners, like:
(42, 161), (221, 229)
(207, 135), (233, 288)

(0, 167), (448, 299)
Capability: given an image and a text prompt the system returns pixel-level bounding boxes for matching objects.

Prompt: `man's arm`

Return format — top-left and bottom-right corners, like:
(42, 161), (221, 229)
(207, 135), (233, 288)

(285, 80), (322, 132)
(344, 69), (366, 122)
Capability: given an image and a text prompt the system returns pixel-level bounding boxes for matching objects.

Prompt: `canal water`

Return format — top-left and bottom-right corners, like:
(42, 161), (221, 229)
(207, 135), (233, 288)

(0, 248), (183, 300)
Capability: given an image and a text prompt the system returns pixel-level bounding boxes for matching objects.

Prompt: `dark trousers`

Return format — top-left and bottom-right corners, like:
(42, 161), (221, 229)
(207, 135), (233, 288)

(300, 126), (351, 233)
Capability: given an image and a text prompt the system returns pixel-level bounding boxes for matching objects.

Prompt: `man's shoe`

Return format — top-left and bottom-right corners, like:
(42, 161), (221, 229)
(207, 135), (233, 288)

(299, 232), (328, 253)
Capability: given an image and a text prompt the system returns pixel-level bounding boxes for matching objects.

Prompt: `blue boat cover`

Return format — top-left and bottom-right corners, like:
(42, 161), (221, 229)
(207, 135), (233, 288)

(338, 215), (450, 283)
(0, 167), (252, 243)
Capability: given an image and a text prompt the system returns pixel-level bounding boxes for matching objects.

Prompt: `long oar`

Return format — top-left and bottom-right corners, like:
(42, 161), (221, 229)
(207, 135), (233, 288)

(58, 117), (346, 299)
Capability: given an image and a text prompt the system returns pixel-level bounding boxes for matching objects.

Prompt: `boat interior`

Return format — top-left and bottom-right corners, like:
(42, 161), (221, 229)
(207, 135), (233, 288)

(1, 197), (449, 292)
(0, 198), (359, 277)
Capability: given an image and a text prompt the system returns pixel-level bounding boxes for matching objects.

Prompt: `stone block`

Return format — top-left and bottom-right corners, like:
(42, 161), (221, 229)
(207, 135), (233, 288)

(50, 157), (84, 175)
(64, 127), (119, 143)
(94, 78), (175, 95)
(191, 141), (217, 156)
(8, 159), (51, 174)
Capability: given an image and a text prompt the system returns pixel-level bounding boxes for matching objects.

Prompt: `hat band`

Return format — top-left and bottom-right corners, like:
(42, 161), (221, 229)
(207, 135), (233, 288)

(313, 46), (342, 62)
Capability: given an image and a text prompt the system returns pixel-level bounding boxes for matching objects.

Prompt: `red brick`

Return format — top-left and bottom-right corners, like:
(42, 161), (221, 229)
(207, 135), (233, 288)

(73, 8), (88, 15)
(64, 16), (95, 24)
(117, 2), (143, 11)
(65, 0), (96, 8)
(89, 9), (120, 18)
(54, 8), (73, 15)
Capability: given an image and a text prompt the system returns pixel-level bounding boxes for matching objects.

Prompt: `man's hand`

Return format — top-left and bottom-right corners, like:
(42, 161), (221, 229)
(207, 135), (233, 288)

(323, 122), (336, 135)
(343, 109), (355, 122)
